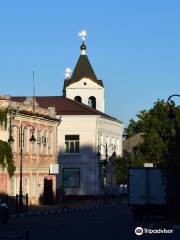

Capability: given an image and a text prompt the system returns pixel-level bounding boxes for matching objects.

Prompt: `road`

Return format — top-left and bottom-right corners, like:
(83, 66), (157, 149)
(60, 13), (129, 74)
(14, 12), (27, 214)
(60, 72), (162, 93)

(0, 204), (180, 239)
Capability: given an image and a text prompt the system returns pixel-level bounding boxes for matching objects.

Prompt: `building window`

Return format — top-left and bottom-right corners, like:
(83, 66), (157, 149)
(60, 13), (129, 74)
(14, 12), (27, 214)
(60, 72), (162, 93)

(41, 130), (47, 146)
(117, 138), (120, 156)
(23, 128), (29, 153)
(12, 128), (17, 153)
(23, 177), (29, 195)
(16, 177), (20, 194)
(37, 130), (42, 144)
(10, 141), (15, 154)
(42, 130), (47, 154)
(31, 176), (36, 197)
(100, 135), (104, 154)
(37, 129), (42, 153)
(106, 136), (110, 155)
(38, 176), (44, 194)
(88, 96), (96, 109)
(48, 131), (52, 155)
(74, 96), (82, 103)
(31, 141), (36, 155)
(11, 176), (16, 195)
(106, 136), (109, 146)
(62, 168), (80, 188)
(65, 135), (79, 153)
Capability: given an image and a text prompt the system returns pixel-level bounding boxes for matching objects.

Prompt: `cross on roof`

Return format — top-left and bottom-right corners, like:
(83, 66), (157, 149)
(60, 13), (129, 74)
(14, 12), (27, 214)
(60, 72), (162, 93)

(78, 30), (87, 41)
(65, 67), (71, 79)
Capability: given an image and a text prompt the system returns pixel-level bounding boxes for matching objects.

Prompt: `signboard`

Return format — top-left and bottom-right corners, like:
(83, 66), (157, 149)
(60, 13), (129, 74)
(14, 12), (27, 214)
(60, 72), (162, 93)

(63, 168), (80, 188)
(144, 163), (153, 167)
(49, 164), (59, 174)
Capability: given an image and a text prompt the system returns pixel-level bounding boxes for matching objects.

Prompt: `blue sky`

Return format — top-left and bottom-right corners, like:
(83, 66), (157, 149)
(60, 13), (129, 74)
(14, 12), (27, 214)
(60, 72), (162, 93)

(0, 0), (180, 126)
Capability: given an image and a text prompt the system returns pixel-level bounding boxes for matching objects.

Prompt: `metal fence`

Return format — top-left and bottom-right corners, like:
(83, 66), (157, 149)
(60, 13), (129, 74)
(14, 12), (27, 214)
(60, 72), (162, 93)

(1, 194), (29, 213)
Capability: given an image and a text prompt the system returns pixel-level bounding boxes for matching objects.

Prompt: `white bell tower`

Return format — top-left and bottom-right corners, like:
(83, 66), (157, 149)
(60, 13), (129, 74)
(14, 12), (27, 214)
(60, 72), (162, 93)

(63, 31), (105, 113)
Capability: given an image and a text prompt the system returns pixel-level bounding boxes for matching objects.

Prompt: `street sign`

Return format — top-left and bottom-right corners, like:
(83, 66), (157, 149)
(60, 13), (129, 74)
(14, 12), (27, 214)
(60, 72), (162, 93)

(49, 164), (59, 174)
(144, 163), (153, 167)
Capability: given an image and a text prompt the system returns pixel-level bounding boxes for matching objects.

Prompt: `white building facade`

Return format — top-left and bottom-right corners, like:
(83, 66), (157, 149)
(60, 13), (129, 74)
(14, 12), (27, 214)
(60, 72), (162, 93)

(57, 114), (122, 196)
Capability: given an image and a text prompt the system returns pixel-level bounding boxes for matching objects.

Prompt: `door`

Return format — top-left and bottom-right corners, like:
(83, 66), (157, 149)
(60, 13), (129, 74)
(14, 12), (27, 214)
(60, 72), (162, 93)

(43, 178), (54, 204)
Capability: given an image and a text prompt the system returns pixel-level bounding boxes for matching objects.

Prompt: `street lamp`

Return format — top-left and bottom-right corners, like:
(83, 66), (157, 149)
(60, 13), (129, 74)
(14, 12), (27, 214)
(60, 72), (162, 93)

(8, 114), (36, 211)
(166, 94), (180, 167)
(97, 143), (116, 201)
(167, 94), (180, 120)
(166, 94), (180, 221)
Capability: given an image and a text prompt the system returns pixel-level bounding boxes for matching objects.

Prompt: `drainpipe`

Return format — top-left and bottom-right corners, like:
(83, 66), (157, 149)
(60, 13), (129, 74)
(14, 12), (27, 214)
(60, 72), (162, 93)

(95, 116), (99, 196)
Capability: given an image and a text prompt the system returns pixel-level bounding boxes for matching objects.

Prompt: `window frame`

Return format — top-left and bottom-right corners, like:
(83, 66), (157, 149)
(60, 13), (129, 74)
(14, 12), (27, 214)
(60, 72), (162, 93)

(64, 135), (80, 154)
(62, 168), (80, 188)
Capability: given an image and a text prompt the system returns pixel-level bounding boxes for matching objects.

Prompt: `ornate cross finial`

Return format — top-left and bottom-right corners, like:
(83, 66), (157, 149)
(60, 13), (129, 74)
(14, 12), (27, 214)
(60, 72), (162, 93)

(78, 30), (87, 42)
(79, 30), (87, 55)
(65, 67), (71, 79)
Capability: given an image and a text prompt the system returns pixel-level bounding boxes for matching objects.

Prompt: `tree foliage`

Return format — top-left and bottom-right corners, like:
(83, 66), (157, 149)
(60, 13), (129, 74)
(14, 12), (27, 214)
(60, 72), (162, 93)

(0, 108), (8, 128)
(124, 100), (180, 167)
(0, 109), (16, 177)
(115, 156), (131, 184)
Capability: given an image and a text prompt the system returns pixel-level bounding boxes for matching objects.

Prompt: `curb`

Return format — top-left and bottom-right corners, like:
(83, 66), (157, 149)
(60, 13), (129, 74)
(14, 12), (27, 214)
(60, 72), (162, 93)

(10, 203), (117, 219)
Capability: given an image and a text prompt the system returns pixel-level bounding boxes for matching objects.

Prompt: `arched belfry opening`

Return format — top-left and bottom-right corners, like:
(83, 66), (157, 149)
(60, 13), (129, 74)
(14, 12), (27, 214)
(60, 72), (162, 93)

(88, 96), (96, 109)
(74, 96), (82, 103)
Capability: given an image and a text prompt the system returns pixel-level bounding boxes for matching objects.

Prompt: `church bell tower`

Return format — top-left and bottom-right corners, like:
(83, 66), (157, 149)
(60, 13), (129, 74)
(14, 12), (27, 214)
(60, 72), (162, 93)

(63, 31), (105, 113)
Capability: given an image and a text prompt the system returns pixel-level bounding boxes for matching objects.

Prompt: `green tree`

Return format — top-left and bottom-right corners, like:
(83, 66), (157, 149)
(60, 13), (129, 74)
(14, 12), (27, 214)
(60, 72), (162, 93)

(115, 155), (131, 184)
(125, 100), (180, 167)
(0, 109), (15, 177)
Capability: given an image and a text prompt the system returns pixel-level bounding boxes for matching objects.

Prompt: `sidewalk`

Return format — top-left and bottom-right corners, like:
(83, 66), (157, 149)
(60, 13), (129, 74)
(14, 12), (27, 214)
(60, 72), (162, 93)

(28, 196), (127, 211)
(9, 197), (127, 218)
(27, 199), (105, 213)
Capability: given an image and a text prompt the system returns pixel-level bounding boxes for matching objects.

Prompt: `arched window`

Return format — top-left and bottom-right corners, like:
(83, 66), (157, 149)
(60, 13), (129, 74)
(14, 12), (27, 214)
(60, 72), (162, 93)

(88, 96), (96, 109)
(74, 96), (82, 103)
(23, 176), (29, 195)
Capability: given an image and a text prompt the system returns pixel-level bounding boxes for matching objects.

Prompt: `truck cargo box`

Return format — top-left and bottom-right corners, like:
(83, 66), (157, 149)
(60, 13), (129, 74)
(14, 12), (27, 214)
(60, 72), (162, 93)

(128, 168), (167, 205)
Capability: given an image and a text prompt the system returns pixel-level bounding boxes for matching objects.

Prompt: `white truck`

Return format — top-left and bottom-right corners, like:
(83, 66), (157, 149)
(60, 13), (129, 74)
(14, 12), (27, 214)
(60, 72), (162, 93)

(128, 168), (167, 220)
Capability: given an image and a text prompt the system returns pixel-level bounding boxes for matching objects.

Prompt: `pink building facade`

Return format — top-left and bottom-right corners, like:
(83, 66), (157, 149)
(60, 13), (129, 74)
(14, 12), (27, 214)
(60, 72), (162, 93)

(0, 97), (59, 205)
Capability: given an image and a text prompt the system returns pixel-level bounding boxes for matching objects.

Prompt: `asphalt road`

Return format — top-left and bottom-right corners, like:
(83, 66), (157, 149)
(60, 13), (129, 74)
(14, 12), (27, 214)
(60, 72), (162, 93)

(0, 204), (180, 240)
